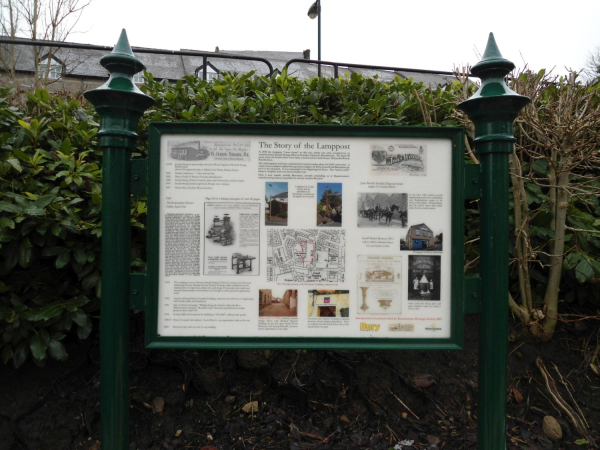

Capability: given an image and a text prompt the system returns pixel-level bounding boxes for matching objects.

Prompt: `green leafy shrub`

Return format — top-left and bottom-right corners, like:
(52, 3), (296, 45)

(1, 68), (597, 365)
(0, 87), (103, 366)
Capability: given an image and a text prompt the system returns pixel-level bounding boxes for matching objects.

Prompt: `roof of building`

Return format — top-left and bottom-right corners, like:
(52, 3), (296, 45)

(271, 192), (288, 199)
(0, 37), (455, 85)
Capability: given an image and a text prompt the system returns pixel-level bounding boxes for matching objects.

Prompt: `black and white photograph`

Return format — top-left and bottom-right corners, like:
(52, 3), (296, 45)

(408, 255), (441, 301)
(401, 223), (443, 251)
(205, 212), (234, 247)
(357, 192), (407, 228)
(370, 144), (427, 176)
(203, 203), (260, 276)
(231, 253), (257, 274)
(167, 139), (251, 162)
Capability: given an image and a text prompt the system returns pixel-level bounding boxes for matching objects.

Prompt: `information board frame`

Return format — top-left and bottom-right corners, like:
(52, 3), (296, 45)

(145, 123), (466, 350)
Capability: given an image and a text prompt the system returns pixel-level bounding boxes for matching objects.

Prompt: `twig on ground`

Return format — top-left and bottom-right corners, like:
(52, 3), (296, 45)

(388, 388), (420, 420)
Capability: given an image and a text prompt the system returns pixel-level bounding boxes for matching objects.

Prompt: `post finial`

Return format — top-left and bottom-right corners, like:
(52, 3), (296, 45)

(84, 29), (154, 149)
(470, 32), (515, 77)
(457, 33), (530, 155)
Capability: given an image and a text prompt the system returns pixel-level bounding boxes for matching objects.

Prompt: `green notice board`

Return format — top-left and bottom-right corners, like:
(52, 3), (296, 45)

(145, 123), (465, 350)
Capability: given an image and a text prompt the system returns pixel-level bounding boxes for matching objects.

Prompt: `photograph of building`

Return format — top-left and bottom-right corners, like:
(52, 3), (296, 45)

(259, 288), (298, 317)
(265, 182), (288, 226)
(307, 290), (349, 318)
(402, 223), (441, 250)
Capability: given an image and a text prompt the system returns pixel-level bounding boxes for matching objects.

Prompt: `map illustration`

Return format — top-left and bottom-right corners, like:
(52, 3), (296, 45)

(267, 229), (345, 283)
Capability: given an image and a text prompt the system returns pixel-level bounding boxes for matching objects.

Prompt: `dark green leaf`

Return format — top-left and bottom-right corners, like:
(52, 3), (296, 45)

(55, 251), (71, 269)
(18, 243), (32, 268)
(0, 217), (15, 229)
(77, 316), (92, 339)
(82, 272), (100, 291)
(73, 248), (87, 265)
(39, 302), (65, 320)
(7, 158), (22, 172)
(13, 340), (29, 368)
(575, 259), (594, 283)
(71, 309), (87, 326)
(48, 340), (68, 361)
(29, 332), (48, 360)
(1, 345), (13, 365)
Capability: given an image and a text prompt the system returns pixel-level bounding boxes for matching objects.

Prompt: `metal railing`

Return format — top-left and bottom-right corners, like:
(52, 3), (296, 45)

(0, 37), (274, 80)
(285, 58), (455, 78)
(0, 36), (454, 82)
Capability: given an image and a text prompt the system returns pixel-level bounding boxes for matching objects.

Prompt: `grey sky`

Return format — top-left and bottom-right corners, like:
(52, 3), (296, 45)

(72, 0), (600, 76)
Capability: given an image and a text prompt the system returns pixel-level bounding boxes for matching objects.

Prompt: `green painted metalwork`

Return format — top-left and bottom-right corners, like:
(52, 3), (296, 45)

(464, 276), (481, 314)
(130, 273), (147, 311)
(84, 30), (154, 450)
(464, 163), (481, 201)
(458, 33), (530, 449)
(145, 123), (466, 351)
(130, 158), (147, 196)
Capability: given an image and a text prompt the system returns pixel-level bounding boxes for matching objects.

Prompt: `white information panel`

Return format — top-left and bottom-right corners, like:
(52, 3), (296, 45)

(157, 134), (452, 339)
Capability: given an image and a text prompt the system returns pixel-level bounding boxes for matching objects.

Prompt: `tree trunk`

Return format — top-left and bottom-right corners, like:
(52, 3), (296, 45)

(542, 155), (570, 339)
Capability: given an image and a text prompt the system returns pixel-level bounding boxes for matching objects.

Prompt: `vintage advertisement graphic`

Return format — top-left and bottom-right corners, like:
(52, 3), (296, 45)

(408, 255), (441, 301)
(370, 144), (426, 175)
(168, 139), (251, 162)
(357, 255), (402, 315)
(203, 202), (260, 276)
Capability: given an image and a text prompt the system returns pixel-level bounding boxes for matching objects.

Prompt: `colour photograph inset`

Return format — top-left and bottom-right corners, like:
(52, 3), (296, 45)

(308, 290), (350, 318)
(258, 289), (298, 317)
(317, 183), (342, 227)
(401, 223), (442, 251)
(265, 182), (288, 226)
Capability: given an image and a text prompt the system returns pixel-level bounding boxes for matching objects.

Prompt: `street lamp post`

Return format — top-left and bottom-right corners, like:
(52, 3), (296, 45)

(307, 0), (321, 77)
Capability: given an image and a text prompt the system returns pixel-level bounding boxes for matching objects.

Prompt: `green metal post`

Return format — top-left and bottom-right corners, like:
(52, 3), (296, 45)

(84, 30), (154, 449)
(458, 34), (529, 449)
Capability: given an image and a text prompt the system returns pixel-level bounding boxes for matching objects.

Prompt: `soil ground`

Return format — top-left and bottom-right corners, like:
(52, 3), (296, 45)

(0, 311), (599, 450)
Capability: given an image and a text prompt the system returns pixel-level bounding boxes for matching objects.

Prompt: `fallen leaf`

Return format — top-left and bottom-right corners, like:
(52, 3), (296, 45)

(413, 374), (436, 389)
(175, 429), (182, 437)
(512, 387), (524, 404)
(340, 415), (351, 424)
(242, 401), (258, 413)
(427, 435), (441, 445)
(152, 397), (165, 413)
